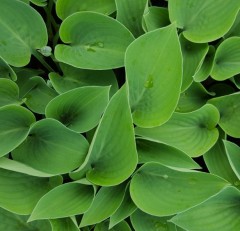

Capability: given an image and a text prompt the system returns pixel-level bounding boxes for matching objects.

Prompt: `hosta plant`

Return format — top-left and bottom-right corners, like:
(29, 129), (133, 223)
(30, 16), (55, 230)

(0, 0), (240, 230)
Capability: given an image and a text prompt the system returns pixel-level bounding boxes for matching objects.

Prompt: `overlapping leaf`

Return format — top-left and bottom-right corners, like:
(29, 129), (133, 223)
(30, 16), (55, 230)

(0, 105), (35, 157)
(171, 186), (240, 231)
(29, 182), (94, 221)
(49, 63), (118, 96)
(135, 104), (219, 157)
(126, 24), (182, 127)
(0, 56), (17, 80)
(0, 79), (22, 107)
(115, 0), (147, 37)
(80, 183), (126, 227)
(130, 162), (229, 216)
(45, 86), (110, 133)
(0, 0), (47, 66)
(70, 85), (138, 186)
(12, 118), (89, 174)
(55, 12), (134, 70)
(0, 169), (61, 214)
(208, 92), (240, 138)
(169, 0), (240, 43)
(56, 0), (116, 20)
(211, 37), (240, 80)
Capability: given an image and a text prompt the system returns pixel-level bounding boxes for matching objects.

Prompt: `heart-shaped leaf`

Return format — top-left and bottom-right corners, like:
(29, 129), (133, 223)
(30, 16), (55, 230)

(170, 186), (240, 231)
(56, 0), (116, 20)
(29, 182), (94, 221)
(49, 63), (118, 96)
(135, 104), (219, 157)
(45, 86), (110, 133)
(70, 85), (138, 186)
(126, 24), (182, 127)
(0, 79), (22, 107)
(208, 92), (240, 138)
(80, 183), (126, 227)
(169, 0), (240, 43)
(55, 12), (134, 70)
(0, 0), (47, 66)
(12, 118), (89, 175)
(0, 105), (35, 157)
(136, 138), (200, 169)
(130, 162), (229, 216)
(115, 0), (147, 37)
(0, 207), (51, 231)
(211, 37), (240, 80)
(179, 34), (208, 91)
(224, 140), (240, 180)
(0, 168), (61, 214)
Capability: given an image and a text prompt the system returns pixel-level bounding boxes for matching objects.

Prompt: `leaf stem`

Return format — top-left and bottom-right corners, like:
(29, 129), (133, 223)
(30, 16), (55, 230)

(32, 49), (54, 72)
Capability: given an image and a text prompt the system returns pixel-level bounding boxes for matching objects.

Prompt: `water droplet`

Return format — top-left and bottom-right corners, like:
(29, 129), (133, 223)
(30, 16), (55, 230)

(85, 44), (96, 52)
(97, 42), (104, 48)
(176, 107), (181, 111)
(144, 75), (154, 88)
(154, 222), (167, 231)
(234, 181), (240, 187)
(163, 174), (168, 179)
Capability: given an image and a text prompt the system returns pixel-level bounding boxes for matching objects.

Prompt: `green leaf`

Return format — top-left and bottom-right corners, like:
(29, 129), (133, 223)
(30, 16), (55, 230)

(208, 83), (236, 97)
(109, 186), (137, 228)
(131, 209), (175, 231)
(168, 0), (240, 43)
(211, 37), (240, 80)
(30, 0), (47, 7)
(55, 12), (134, 70)
(204, 131), (239, 186)
(193, 45), (215, 82)
(56, 0), (116, 20)
(143, 7), (170, 32)
(29, 182), (94, 221)
(50, 217), (79, 231)
(23, 76), (58, 114)
(0, 207), (51, 231)
(94, 220), (132, 231)
(49, 63), (118, 96)
(45, 86), (110, 133)
(208, 92), (240, 138)
(224, 141), (240, 180)
(126, 24), (182, 127)
(170, 186), (240, 231)
(135, 104), (219, 157)
(0, 79), (22, 107)
(0, 0), (47, 66)
(115, 0), (147, 37)
(136, 138), (200, 169)
(80, 184), (126, 227)
(70, 85), (138, 186)
(0, 157), (54, 177)
(0, 56), (17, 80)
(12, 118), (89, 175)
(179, 34), (208, 91)
(176, 82), (213, 113)
(0, 105), (35, 157)
(224, 11), (240, 38)
(130, 162), (229, 216)
(0, 168), (61, 214)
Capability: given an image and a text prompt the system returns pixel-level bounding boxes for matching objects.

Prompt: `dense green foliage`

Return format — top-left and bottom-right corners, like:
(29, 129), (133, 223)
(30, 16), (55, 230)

(0, 0), (240, 230)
